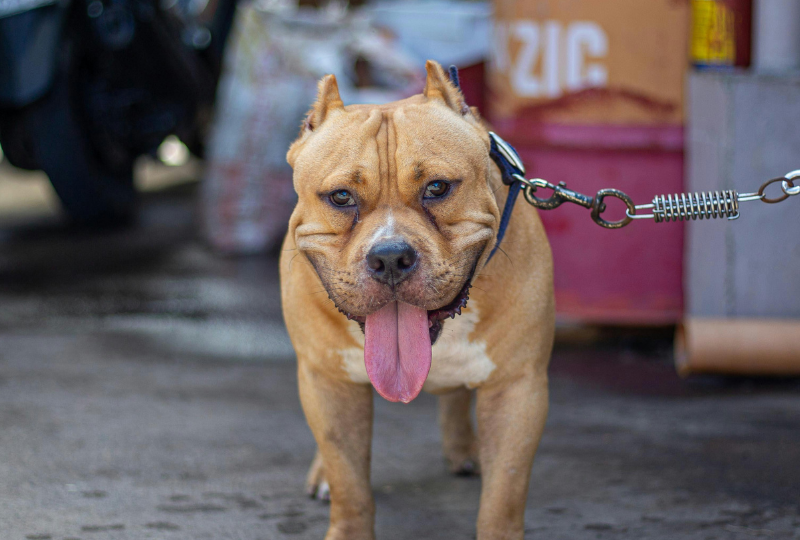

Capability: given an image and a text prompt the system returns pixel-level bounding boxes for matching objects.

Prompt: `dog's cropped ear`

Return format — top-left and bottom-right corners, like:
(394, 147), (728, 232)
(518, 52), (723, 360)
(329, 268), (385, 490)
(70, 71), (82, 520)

(304, 74), (345, 132)
(423, 60), (470, 116)
(288, 74), (344, 167)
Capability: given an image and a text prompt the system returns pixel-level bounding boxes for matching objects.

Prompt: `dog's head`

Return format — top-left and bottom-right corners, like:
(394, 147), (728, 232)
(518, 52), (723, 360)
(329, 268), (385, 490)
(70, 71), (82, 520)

(287, 61), (501, 402)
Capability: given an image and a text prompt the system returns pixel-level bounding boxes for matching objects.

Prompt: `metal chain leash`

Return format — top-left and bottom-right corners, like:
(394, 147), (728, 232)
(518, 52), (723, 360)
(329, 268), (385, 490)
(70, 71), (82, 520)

(487, 131), (799, 238)
(512, 170), (800, 229)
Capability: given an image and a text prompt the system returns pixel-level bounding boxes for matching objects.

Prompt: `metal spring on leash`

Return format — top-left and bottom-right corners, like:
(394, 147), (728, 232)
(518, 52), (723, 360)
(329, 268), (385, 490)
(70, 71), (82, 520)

(627, 189), (770, 223)
(651, 190), (740, 222)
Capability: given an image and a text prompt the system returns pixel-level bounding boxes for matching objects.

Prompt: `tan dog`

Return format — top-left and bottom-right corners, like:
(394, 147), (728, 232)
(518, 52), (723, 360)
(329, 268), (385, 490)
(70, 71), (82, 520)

(280, 60), (554, 540)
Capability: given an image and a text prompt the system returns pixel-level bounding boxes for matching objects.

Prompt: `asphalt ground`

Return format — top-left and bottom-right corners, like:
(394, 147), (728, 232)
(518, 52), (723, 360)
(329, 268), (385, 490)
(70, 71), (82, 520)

(1, 167), (799, 540)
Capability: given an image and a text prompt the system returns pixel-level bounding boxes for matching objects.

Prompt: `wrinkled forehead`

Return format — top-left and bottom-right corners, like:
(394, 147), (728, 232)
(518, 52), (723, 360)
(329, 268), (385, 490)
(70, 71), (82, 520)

(292, 102), (488, 186)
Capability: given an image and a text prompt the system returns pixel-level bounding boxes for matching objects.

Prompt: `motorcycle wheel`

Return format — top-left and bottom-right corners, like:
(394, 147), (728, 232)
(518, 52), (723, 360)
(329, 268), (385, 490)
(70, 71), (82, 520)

(1, 77), (136, 226)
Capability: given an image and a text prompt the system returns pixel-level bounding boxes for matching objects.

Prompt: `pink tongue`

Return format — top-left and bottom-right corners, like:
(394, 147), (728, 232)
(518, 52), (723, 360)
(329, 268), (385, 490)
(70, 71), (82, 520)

(364, 301), (432, 403)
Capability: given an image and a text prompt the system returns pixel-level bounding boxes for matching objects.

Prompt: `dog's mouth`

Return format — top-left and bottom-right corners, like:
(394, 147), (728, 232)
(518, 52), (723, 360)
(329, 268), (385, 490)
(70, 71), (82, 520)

(335, 277), (472, 405)
(338, 279), (472, 345)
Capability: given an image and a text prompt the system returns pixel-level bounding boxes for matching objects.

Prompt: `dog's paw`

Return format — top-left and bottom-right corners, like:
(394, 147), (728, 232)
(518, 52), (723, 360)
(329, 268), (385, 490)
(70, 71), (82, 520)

(446, 453), (481, 477)
(310, 479), (330, 502)
(305, 451), (331, 502)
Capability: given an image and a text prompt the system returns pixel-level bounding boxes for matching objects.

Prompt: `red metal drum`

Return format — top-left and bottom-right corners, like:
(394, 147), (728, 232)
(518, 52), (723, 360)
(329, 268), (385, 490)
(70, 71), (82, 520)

(489, 0), (689, 324)
(498, 124), (685, 324)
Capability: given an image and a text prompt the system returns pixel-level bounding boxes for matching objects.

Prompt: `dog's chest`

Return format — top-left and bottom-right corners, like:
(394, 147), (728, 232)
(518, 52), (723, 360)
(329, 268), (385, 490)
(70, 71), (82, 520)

(337, 301), (496, 392)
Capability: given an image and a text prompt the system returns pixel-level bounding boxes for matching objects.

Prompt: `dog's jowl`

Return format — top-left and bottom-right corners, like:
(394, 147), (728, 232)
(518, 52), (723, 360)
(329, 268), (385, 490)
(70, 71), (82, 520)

(280, 60), (555, 540)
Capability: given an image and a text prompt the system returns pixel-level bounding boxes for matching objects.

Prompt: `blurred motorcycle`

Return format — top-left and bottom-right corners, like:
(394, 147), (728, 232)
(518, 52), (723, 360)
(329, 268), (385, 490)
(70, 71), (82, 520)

(0, 0), (237, 224)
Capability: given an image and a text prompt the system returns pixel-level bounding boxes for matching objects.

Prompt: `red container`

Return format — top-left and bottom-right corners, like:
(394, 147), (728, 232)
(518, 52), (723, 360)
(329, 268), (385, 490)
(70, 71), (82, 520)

(456, 62), (487, 118)
(492, 121), (685, 324)
(488, 0), (688, 324)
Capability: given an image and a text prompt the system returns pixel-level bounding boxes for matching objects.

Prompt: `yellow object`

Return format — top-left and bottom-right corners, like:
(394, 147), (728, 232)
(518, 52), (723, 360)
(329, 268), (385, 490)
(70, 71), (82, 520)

(691, 0), (736, 65)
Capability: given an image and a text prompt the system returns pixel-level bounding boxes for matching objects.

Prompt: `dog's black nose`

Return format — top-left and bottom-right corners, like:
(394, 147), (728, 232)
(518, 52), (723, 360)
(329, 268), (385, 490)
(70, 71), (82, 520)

(367, 241), (418, 286)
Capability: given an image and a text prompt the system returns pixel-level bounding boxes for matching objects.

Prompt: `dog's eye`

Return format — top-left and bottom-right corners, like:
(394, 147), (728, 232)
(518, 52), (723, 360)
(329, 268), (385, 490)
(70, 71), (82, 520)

(329, 190), (356, 207)
(424, 181), (450, 199)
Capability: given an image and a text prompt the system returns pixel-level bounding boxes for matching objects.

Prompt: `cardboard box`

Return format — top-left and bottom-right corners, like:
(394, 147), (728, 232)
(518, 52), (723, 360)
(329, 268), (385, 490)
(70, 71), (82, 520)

(489, 0), (690, 126)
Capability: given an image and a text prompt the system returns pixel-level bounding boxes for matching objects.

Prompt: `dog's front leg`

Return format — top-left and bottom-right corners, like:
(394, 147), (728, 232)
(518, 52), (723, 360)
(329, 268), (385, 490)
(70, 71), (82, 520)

(298, 362), (375, 540)
(475, 371), (549, 540)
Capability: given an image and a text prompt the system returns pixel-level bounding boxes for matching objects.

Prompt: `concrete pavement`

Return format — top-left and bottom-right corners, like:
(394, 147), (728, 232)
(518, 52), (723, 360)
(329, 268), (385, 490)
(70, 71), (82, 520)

(0, 177), (798, 540)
